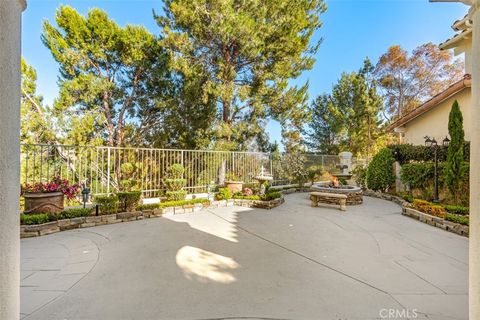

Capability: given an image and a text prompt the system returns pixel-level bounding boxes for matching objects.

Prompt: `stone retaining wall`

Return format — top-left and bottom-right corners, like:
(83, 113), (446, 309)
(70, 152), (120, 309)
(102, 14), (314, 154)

(362, 190), (410, 207)
(363, 190), (468, 237)
(20, 196), (285, 238)
(402, 207), (469, 237)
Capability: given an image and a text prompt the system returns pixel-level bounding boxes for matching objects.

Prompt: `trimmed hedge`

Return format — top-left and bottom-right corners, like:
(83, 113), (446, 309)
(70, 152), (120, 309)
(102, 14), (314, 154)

(400, 161), (469, 204)
(21, 208), (94, 225)
(164, 163), (187, 201)
(166, 190), (188, 201)
(400, 162), (442, 190)
(262, 191), (282, 201)
(159, 198), (209, 208)
(443, 204), (469, 216)
(137, 203), (160, 211)
(94, 194), (119, 215)
(137, 198), (209, 210)
(117, 191), (142, 211)
(57, 208), (92, 219)
(20, 213), (51, 225)
(445, 213), (469, 226)
(366, 148), (395, 192)
(388, 143), (470, 164)
(233, 194), (261, 200)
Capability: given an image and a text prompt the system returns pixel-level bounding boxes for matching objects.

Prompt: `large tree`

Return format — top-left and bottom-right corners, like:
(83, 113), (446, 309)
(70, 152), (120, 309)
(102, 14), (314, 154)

(21, 58), (56, 144)
(306, 94), (339, 154)
(307, 59), (384, 157)
(138, 73), (217, 149)
(157, 0), (326, 150)
(375, 43), (464, 120)
(42, 6), (171, 147)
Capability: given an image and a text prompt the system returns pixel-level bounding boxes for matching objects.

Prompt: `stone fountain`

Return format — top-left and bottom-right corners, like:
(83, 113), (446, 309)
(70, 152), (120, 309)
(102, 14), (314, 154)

(254, 165), (273, 195)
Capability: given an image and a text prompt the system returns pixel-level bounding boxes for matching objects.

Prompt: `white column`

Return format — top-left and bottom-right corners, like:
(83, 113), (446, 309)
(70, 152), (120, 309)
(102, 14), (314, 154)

(0, 1), (26, 319)
(471, 2), (480, 319)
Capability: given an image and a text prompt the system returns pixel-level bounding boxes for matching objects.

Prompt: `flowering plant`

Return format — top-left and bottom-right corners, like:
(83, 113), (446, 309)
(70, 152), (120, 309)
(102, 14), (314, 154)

(22, 176), (80, 199)
(242, 187), (253, 196)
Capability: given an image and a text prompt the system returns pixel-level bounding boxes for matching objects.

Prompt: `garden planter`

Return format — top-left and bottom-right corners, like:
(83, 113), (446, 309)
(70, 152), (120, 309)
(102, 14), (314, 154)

(24, 191), (64, 214)
(225, 181), (244, 193)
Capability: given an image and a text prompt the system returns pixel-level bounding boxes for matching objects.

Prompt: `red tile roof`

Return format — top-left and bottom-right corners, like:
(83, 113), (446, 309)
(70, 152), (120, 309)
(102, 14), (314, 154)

(386, 74), (471, 132)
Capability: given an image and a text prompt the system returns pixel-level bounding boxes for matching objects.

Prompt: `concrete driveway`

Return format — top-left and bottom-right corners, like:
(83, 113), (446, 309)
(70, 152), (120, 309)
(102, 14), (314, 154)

(20, 193), (468, 320)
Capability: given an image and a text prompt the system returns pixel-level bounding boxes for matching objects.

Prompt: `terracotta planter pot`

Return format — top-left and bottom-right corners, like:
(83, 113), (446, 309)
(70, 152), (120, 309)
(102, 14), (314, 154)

(24, 192), (64, 214)
(225, 181), (244, 193)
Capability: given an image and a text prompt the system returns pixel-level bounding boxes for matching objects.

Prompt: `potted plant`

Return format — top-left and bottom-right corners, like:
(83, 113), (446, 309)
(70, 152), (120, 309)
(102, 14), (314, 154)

(224, 172), (244, 193)
(22, 176), (80, 214)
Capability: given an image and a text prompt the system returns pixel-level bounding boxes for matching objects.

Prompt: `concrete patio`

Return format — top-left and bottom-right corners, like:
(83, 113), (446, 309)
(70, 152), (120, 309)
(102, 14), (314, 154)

(20, 193), (468, 320)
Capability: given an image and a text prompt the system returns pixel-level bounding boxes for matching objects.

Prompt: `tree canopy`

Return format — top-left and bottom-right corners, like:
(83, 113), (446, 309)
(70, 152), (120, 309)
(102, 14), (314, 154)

(157, 0), (326, 150)
(42, 6), (171, 147)
(21, 58), (56, 144)
(307, 59), (385, 157)
(375, 43), (464, 120)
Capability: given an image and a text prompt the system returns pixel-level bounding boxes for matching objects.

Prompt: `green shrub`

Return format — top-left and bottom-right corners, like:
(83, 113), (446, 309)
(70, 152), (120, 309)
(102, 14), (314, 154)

(401, 194), (414, 203)
(352, 165), (367, 189)
(225, 172), (241, 181)
(232, 193), (261, 200)
(137, 203), (160, 211)
(164, 179), (186, 191)
(164, 164), (187, 200)
(165, 190), (188, 201)
(400, 162), (439, 190)
(306, 165), (324, 185)
(215, 187), (232, 200)
(58, 208), (92, 219)
(445, 213), (469, 226)
(94, 194), (119, 215)
(388, 143), (469, 164)
(443, 204), (469, 216)
(400, 162), (469, 204)
(117, 191), (142, 211)
(119, 162), (139, 191)
(167, 163), (185, 179)
(366, 148), (395, 192)
(262, 191), (282, 201)
(158, 198), (209, 208)
(20, 213), (52, 225)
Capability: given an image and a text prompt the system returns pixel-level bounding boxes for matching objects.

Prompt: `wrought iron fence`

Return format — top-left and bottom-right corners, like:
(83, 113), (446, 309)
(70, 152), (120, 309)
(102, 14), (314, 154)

(20, 144), (339, 196)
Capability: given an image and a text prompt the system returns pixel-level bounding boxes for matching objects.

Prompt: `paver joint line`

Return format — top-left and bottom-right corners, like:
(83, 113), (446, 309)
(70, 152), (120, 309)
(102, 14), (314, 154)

(206, 209), (404, 304)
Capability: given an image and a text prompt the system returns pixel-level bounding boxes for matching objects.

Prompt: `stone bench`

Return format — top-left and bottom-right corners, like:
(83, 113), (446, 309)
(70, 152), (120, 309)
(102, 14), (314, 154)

(310, 192), (347, 211)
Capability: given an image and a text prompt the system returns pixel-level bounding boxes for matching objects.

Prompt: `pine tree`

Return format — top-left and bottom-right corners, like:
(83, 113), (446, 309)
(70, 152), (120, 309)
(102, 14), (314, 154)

(157, 0), (326, 150)
(445, 100), (465, 202)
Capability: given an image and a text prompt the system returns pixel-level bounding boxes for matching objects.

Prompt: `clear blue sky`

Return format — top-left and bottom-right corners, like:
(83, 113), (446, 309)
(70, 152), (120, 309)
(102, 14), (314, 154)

(22, 0), (468, 147)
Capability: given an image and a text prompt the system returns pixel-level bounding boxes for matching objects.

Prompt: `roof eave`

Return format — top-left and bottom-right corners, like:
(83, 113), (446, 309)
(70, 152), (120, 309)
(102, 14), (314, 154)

(439, 29), (472, 50)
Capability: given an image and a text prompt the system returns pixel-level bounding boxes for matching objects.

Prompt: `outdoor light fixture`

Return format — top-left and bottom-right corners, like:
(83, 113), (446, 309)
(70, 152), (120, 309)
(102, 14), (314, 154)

(424, 135), (441, 203)
(81, 187), (90, 208)
(443, 136), (450, 147)
(424, 136), (433, 147)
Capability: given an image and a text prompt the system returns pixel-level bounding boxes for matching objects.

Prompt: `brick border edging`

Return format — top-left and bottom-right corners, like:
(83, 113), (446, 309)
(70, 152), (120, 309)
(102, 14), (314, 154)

(20, 196), (285, 238)
(362, 190), (469, 237)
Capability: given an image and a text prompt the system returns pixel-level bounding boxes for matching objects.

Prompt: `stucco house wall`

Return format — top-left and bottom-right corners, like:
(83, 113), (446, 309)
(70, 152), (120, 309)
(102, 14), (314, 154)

(398, 88), (471, 145)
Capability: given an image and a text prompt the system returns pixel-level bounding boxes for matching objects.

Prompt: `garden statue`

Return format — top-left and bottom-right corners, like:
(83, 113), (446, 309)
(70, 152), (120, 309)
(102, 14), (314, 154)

(254, 165), (273, 195)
